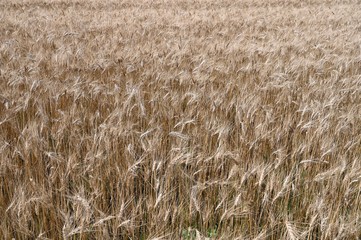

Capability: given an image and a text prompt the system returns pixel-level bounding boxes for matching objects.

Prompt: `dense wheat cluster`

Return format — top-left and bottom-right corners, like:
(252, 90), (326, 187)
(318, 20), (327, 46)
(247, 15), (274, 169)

(1, 0), (361, 239)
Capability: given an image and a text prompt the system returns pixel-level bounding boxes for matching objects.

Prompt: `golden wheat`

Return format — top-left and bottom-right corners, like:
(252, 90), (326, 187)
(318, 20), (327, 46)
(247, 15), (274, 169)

(0, 0), (361, 239)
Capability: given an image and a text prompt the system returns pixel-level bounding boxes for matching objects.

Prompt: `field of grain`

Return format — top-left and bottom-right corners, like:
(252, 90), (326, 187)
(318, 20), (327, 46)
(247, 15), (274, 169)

(1, 0), (361, 239)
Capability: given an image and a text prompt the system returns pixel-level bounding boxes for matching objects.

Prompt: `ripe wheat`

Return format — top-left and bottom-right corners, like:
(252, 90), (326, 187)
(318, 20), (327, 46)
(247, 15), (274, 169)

(0, 0), (360, 239)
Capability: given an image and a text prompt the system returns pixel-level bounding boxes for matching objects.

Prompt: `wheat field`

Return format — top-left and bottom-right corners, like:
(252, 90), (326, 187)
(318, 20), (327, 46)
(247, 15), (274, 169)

(0, 0), (361, 239)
